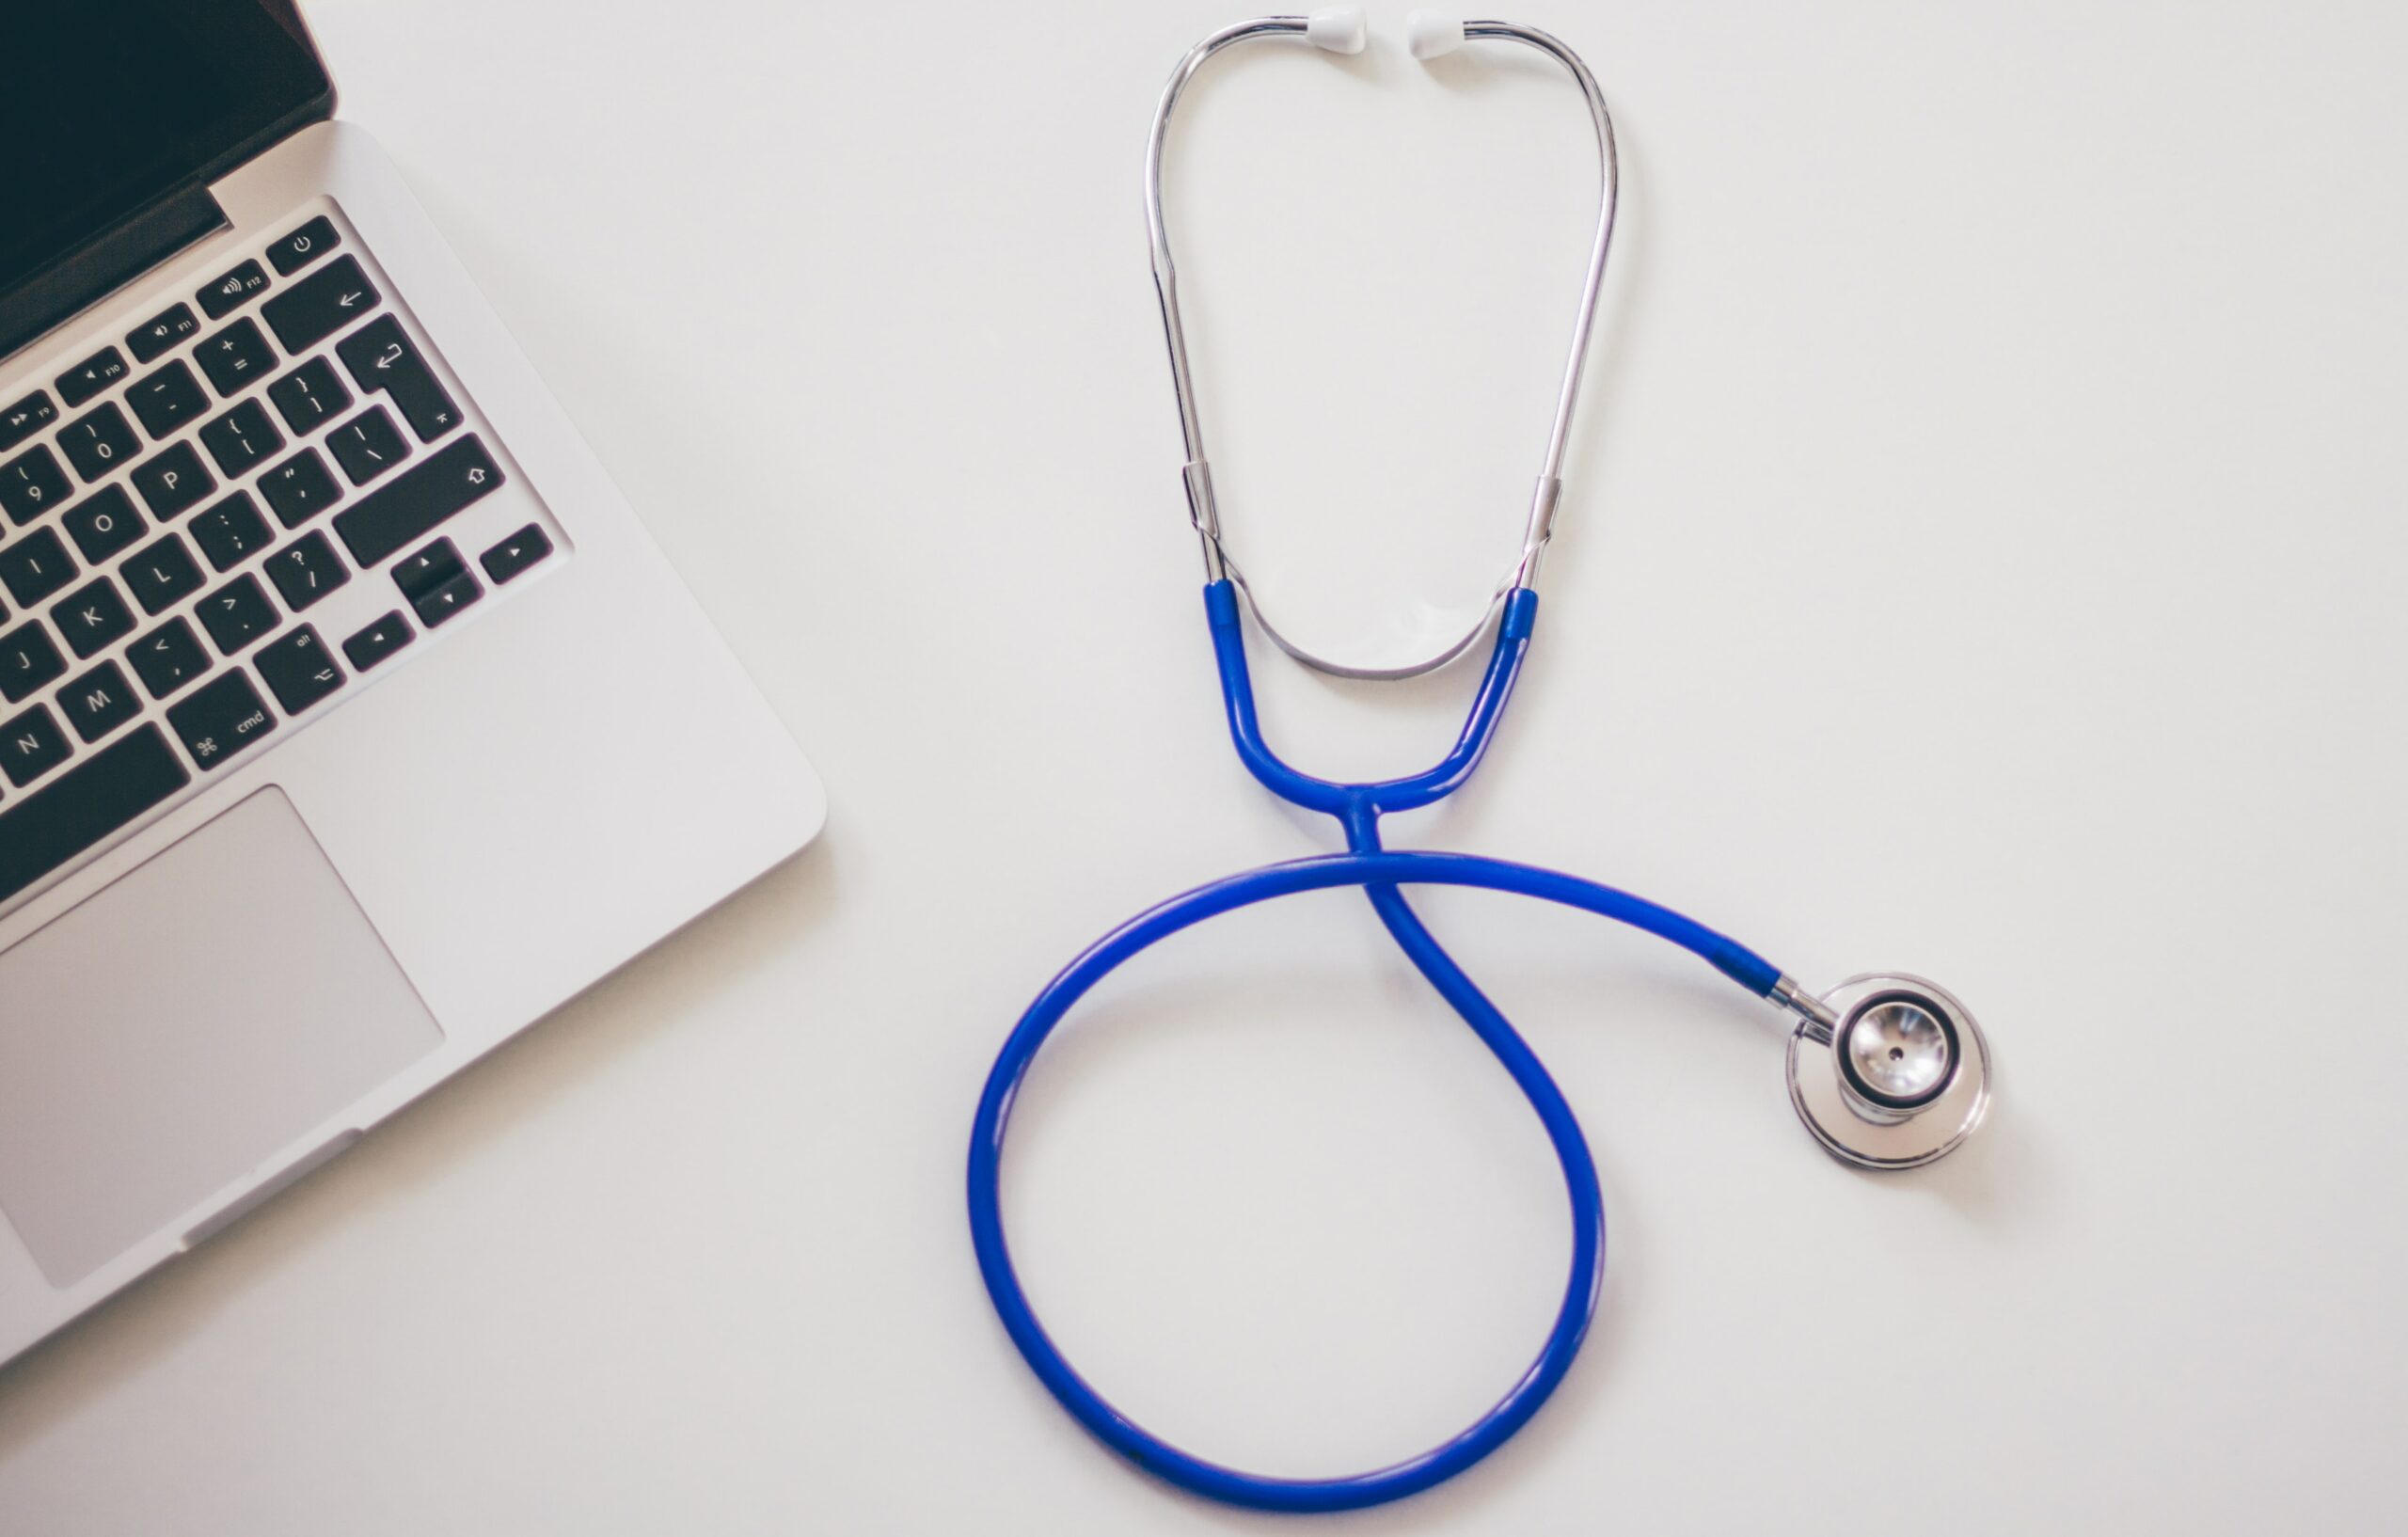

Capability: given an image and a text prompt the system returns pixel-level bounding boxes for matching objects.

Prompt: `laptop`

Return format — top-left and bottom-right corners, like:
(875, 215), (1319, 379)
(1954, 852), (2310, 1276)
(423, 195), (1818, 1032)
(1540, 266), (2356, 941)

(0, 1), (825, 1366)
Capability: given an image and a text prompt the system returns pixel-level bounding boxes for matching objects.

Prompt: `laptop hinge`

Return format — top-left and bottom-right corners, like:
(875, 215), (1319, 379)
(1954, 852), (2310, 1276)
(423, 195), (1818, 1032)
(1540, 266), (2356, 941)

(0, 182), (230, 367)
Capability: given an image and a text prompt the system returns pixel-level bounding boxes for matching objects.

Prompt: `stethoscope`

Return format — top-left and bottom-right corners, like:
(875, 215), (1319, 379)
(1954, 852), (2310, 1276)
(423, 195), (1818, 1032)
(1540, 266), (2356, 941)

(968, 8), (1994, 1514)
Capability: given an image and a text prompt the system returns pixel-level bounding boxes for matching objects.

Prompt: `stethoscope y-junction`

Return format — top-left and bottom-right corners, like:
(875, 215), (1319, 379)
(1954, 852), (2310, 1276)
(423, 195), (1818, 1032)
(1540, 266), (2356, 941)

(967, 8), (1993, 1514)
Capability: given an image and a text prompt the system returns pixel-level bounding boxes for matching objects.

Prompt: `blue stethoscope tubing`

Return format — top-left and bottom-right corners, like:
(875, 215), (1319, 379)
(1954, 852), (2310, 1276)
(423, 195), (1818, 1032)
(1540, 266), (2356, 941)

(966, 581), (1794, 1513)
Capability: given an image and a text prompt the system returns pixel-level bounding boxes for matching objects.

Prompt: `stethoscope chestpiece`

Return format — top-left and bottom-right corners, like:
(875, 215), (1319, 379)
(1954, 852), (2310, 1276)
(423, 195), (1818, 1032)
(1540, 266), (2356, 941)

(1785, 974), (1990, 1169)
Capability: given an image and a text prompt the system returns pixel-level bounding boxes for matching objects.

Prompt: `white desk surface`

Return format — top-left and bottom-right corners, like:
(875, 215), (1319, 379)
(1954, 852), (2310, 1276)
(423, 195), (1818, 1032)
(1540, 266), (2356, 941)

(5, 2), (2404, 1531)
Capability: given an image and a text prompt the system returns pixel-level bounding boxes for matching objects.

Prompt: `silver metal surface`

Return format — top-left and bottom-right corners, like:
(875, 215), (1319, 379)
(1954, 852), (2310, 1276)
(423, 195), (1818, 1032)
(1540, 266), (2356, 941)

(1770, 973), (1839, 1043)
(1786, 974), (1991, 1170)
(0, 789), (440, 1288)
(1842, 996), (1954, 1111)
(0, 121), (827, 1365)
(1145, 15), (1621, 679)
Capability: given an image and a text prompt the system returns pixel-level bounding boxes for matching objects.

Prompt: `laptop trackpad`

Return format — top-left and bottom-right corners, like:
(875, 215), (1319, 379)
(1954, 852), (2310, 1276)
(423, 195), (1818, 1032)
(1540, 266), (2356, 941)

(0, 788), (441, 1288)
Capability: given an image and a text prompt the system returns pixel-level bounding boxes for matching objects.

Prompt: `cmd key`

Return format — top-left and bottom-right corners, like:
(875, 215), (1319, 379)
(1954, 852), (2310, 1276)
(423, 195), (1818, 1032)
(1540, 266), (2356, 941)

(165, 669), (276, 771)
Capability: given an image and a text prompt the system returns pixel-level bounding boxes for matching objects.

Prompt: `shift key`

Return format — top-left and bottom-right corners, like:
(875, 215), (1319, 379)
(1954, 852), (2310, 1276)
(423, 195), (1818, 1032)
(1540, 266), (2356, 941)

(332, 436), (504, 568)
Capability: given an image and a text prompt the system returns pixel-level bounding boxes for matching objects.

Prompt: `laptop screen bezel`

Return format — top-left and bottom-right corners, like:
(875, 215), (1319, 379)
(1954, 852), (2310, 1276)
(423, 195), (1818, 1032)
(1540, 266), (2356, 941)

(0, 0), (337, 363)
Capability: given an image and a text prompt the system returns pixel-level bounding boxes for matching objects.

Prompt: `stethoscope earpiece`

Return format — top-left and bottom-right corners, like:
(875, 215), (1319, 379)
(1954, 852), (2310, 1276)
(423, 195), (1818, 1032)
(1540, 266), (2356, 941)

(1306, 8), (1472, 60)
(1403, 10), (1468, 59)
(1304, 6), (1367, 53)
(1786, 974), (1991, 1169)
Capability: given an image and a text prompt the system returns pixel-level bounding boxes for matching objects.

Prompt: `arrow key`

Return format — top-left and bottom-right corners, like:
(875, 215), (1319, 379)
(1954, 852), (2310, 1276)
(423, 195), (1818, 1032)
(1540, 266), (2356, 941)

(479, 524), (553, 585)
(341, 611), (414, 673)
(389, 535), (483, 629)
(412, 569), (483, 630)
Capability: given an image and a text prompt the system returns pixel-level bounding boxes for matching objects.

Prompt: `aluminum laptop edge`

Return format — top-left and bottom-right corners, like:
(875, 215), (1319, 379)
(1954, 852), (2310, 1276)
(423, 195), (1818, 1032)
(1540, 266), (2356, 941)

(0, 9), (825, 1366)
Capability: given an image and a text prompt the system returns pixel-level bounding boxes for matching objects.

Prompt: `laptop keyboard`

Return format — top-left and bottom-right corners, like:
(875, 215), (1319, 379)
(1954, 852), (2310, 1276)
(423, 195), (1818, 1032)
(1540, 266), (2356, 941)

(0, 205), (563, 911)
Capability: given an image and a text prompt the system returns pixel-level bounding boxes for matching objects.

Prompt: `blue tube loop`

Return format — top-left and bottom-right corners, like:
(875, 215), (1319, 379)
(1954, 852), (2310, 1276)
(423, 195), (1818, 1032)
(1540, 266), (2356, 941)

(967, 580), (1783, 1513)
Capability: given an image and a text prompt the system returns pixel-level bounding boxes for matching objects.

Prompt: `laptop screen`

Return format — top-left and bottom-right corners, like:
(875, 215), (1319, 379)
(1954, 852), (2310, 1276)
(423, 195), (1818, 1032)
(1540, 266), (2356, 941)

(0, 0), (330, 308)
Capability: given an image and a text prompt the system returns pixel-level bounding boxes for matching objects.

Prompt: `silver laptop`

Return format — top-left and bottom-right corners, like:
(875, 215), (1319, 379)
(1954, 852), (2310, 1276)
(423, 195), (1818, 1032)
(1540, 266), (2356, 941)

(0, 2), (825, 1365)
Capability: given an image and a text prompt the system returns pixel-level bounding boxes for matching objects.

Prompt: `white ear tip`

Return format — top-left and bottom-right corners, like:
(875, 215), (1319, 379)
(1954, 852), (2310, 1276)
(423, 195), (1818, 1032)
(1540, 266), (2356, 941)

(1307, 6), (1368, 54)
(1404, 10), (1466, 59)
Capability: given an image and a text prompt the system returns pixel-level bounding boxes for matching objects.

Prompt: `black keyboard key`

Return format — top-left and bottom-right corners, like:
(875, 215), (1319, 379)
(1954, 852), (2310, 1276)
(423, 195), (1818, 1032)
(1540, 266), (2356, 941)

(127, 302), (201, 363)
(258, 448), (341, 528)
(196, 317), (276, 396)
(129, 442), (216, 521)
(58, 403), (139, 482)
(266, 215), (341, 276)
(338, 316), (462, 442)
(392, 537), (482, 628)
(341, 611), (413, 672)
(63, 483), (146, 563)
(198, 399), (285, 480)
(0, 724), (189, 903)
(189, 492), (274, 573)
(261, 254), (379, 355)
(480, 524), (554, 585)
(265, 531), (349, 611)
(198, 259), (270, 319)
(55, 347), (129, 408)
(129, 616), (210, 698)
(392, 537), (465, 600)
(266, 357), (352, 436)
(51, 577), (135, 659)
(127, 359), (209, 438)
(167, 669), (276, 770)
(197, 573), (278, 656)
(333, 435), (502, 567)
(327, 405), (410, 487)
(0, 622), (65, 703)
(414, 569), (483, 628)
(57, 660), (141, 744)
(1, 446), (70, 527)
(123, 532), (204, 615)
(0, 705), (71, 788)
(255, 625), (345, 714)
(0, 528), (73, 608)
(0, 391), (56, 454)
